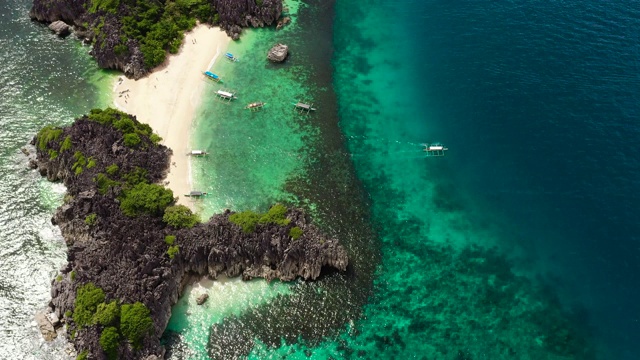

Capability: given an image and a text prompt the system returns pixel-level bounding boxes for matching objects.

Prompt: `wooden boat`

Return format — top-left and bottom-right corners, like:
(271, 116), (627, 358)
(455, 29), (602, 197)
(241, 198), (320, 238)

(225, 52), (239, 62)
(215, 89), (237, 102)
(422, 143), (448, 157)
(184, 191), (208, 197)
(203, 71), (222, 82)
(293, 101), (316, 114)
(187, 150), (208, 156)
(245, 102), (266, 111)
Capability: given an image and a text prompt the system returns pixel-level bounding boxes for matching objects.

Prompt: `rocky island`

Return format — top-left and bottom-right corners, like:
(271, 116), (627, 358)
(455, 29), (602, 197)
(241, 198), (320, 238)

(30, 0), (285, 78)
(29, 108), (348, 359)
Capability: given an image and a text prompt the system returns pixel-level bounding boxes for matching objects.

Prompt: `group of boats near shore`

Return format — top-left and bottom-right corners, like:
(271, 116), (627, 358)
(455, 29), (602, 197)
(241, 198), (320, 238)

(188, 51), (447, 198)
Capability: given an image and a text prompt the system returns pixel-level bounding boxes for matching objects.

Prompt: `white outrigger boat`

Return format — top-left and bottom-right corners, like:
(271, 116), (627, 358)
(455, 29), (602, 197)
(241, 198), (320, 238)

(422, 143), (448, 157)
(215, 89), (237, 102)
(187, 150), (208, 156)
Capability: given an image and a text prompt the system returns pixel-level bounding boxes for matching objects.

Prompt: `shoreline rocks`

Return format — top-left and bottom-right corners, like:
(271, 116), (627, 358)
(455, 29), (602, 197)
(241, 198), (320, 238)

(48, 20), (70, 37)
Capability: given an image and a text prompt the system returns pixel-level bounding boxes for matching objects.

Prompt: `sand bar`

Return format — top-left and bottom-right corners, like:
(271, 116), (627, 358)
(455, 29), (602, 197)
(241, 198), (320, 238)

(114, 25), (231, 210)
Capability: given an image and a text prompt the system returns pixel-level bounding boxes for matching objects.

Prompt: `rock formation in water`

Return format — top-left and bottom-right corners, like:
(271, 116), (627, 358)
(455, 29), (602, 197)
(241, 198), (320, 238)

(29, 0), (284, 78)
(267, 43), (289, 62)
(28, 109), (348, 359)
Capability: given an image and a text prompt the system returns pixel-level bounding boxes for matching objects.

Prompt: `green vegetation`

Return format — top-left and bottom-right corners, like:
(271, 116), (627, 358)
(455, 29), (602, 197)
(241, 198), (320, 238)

(85, 213), (98, 226)
(119, 182), (174, 217)
(87, 157), (97, 169)
(150, 133), (162, 144)
(76, 351), (88, 360)
(289, 226), (303, 240)
(63, 194), (74, 203)
(123, 133), (141, 147)
(56, 275), (63, 282)
(164, 235), (176, 245)
(259, 203), (290, 226)
(99, 326), (120, 359)
(88, 0), (120, 14)
(93, 301), (120, 326)
(124, 167), (148, 187)
(163, 205), (200, 228)
(229, 210), (261, 233)
(71, 271), (77, 281)
(167, 245), (180, 259)
(94, 173), (120, 195)
(65, 310), (72, 318)
(73, 283), (106, 328)
(72, 151), (87, 175)
(48, 149), (59, 160)
(106, 164), (119, 175)
(37, 126), (63, 150)
(229, 204), (291, 233)
(60, 136), (73, 152)
(120, 302), (153, 348)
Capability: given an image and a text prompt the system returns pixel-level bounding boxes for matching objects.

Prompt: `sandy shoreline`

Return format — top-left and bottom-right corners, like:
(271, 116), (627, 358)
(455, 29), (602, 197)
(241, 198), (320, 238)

(113, 25), (231, 210)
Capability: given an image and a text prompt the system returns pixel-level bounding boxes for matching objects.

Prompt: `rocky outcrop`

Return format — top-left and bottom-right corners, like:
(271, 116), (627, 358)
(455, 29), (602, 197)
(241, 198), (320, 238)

(196, 293), (209, 305)
(30, 112), (348, 359)
(267, 43), (289, 62)
(29, 0), (285, 77)
(276, 16), (291, 30)
(48, 20), (70, 37)
(35, 311), (57, 341)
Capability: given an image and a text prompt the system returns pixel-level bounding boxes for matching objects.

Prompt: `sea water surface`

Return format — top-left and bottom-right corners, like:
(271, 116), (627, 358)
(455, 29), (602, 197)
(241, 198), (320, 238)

(1, 0), (639, 359)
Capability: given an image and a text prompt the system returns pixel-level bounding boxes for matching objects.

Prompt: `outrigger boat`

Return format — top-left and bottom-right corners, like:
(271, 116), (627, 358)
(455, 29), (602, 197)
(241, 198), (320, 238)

(203, 71), (222, 83)
(293, 101), (316, 114)
(215, 89), (237, 102)
(225, 52), (239, 62)
(422, 143), (448, 157)
(245, 102), (266, 111)
(184, 191), (208, 198)
(187, 150), (208, 156)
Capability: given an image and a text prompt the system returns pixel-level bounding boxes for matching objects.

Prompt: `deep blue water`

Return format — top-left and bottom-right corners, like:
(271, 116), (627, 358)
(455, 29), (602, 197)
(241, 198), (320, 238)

(334, 0), (640, 358)
(417, 1), (640, 357)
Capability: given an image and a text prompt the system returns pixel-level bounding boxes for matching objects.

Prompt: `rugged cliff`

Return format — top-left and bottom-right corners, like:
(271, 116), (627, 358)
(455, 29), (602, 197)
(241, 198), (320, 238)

(29, 109), (348, 359)
(30, 0), (283, 78)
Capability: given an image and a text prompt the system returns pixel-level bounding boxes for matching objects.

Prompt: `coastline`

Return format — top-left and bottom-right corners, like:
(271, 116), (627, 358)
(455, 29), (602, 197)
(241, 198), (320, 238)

(114, 25), (231, 210)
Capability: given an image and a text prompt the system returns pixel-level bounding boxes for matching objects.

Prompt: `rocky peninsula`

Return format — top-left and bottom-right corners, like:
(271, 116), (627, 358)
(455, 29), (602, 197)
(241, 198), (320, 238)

(30, 0), (284, 78)
(28, 109), (348, 359)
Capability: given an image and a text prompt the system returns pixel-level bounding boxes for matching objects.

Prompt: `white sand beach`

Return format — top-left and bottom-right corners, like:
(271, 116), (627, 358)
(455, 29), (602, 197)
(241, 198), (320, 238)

(114, 25), (231, 209)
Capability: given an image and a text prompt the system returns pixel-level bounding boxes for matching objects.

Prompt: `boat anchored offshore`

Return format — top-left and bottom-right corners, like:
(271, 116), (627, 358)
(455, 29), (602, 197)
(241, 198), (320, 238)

(187, 150), (208, 156)
(215, 89), (237, 102)
(293, 101), (316, 114)
(203, 71), (222, 82)
(422, 143), (448, 157)
(245, 102), (266, 111)
(225, 52), (239, 62)
(184, 191), (208, 198)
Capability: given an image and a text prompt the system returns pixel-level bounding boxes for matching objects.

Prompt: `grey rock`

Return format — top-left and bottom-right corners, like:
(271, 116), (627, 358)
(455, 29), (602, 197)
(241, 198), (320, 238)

(35, 311), (57, 341)
(196, 293), (209, 305)
(267, 43), (289, 62)
(48, 20), (70, 37)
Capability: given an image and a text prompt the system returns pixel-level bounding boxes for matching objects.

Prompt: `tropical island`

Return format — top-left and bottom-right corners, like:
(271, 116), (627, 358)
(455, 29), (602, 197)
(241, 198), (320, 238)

(28, 108), (348, 359)
(30, 0), (287, 78)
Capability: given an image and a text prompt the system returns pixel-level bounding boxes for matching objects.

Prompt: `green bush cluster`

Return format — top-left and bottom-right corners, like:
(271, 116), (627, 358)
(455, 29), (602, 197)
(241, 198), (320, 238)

(163, 205), (200, 228)
(87, 108), (154, 147)
(119, 182), (174, 217)
(60, 136), (73, 152)
(71, 271), (77, 281)
(124, 167), (148, 186)
(229, 204), (292, 233)
(106, 164), (119, 175)
(99, 326), (120, 360)
(37, 126), (63, 150)
(76, 351), (88, 360)
(164, 235), (176, 245)
(120, 302), (153, 348)
(72, 151), (87, 175)
(73, 283), (106, 328)
(84, 213), (98, 226)
(289, 226), (303, 240)
(94, 173), (120, 195)
(88, 0), (120, 14)
(94, 300), (120, 326)
(48, 149), (59, 160)
(167, 245), (180, 259)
